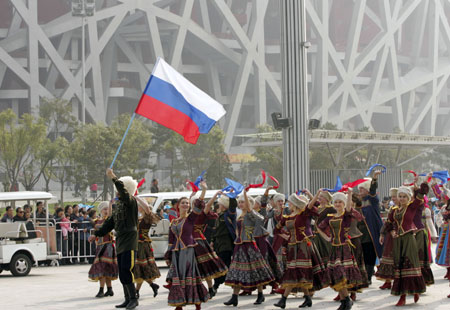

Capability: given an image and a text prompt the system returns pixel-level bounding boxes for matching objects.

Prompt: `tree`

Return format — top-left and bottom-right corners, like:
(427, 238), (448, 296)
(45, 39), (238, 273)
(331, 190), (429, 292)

(71, 114), (153, 201)
(39, 97), (78, 140)
(0, 109), (47, 191)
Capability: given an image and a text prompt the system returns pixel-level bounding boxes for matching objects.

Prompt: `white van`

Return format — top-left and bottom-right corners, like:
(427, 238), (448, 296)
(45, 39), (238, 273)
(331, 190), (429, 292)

(138, 188), (278, 258)
(0, 192), (61, 276)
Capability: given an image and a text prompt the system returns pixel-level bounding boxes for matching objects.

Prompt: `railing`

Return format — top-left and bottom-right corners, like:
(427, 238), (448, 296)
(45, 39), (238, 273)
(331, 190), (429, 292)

(53, 220), (96, 263)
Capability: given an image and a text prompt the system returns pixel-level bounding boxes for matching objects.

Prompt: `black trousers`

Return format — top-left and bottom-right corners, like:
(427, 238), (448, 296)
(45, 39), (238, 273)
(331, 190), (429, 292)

(362, 241), (377, 266)
(214, 250), (233, 288)
(117, 250), (135, 285)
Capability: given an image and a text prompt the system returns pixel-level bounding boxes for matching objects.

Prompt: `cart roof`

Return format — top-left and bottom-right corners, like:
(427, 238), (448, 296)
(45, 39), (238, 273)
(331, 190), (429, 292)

(0, 191), (56, 202)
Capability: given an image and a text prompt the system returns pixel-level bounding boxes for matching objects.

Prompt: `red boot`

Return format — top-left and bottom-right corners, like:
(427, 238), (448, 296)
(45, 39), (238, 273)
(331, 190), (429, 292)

(447, 294), (450, 298)
(379, 281), (392, 290)
(274, 288), (285, 295)
(333, 293), (340, 301)
(164, 282), (172, 290)
(195, 304), (201, 310)
(350, 292), (356, 301)
(445, 268), (450, 279)
(395, 294), (406, 307)
(414, 294), (419, 303)
(175, 307), (182, 310)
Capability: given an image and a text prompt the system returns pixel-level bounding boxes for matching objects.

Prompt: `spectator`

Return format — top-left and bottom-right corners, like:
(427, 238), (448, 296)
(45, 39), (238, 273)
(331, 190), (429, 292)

(79, 210), (93, 263)
(1, 206), (14, 222)
(381, 197), (390, 212)
(13, 207), (26, 222)
(70, 204), (80, 262)
(59, 209), (72, 265)
(150, 178), (159, 193)
(23, 204), (31, 214)
(168, 199), (179, 220)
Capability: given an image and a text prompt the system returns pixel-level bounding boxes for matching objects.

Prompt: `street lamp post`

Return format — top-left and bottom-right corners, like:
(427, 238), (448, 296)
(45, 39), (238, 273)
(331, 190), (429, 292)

(280, 0), (310, 193)
(71, 0), (95, 125)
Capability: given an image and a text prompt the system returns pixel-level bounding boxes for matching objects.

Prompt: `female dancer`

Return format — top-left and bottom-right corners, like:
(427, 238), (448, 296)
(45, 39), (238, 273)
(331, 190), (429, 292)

(388, 183), (429, 306)
(192, 190), (228, 298)
(88, 201), (118, 298)
(436, 199), (450, 297)
(224, 189), (275, 306)
(317, 189), (363, 310)
(165, 182), (209, 310)
(376, 188), (398, 290)
(133, 196), (161, 299)
(273, 191), (329, 309)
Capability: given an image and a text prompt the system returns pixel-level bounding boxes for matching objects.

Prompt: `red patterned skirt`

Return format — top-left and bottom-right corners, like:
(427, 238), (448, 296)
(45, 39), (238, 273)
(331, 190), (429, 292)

(88, 242), (118, 281)
(376, 233), (394, 281)
(349, 237), (369, 291)
(193, 239), (228, 281)
(436, 223), (450, 268)
(133, 241), (161, 283)
(225, 242), (275, 289)
(327, 243), (363, 291)
(255, 236), (283, 283)
(280, 240), (329, 291)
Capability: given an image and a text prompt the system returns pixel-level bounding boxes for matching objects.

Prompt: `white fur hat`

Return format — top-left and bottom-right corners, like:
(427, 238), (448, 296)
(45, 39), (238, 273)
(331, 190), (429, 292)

(247, 195), (255, 207)
(115, 176), (138, 196)
(358, 178), (372, 191)
(190, 193), (200, 206)
(397, 186), (412, 200)
(272, 193), (285, 203)
(98, 201), (109, 212)
(288, 193), (308, 208)
(217, 195), (230, 208)
(319, 191), (333, 202)
(255, 196), (262, 205)
(389, 188), (398, 197)
(237, 195), (245, 202)
(332, 192), (347, 205)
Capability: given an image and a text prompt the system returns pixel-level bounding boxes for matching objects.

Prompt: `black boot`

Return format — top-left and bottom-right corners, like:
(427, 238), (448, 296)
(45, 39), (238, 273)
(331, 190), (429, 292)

(104, 287), (114, 297)
(115, 285), (130, 308)
(150, 283), (159, 297)
(254, 292), (265, 305)
(125, 284), (139, 310)
(274, 296), (287, 309)
(135, 290), (140, 299)
(224, 294), (238, 307)
(299, 295), (312, 308)
(95, 287), (104, 298)
(337, 300), (345, 310)
(366, 265), (374, 285)
(209, 287), (216, 298)
(342, 296), (353, 310)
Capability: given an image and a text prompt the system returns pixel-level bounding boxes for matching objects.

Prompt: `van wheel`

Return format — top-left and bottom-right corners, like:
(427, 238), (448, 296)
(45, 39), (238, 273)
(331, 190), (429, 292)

(10, 254), (32, 276)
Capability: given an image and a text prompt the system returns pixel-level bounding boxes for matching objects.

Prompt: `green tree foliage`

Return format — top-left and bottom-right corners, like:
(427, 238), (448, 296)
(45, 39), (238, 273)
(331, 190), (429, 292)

(71, 114), (153, 200)
(0, 109), (47, 190)
(39, 97), (78, 140)
(151, 125), (232, 190)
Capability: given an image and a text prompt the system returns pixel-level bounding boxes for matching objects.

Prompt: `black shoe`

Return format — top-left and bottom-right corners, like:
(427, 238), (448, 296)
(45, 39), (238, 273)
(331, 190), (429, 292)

(125, 284), (139, 310)
(299, 295), (312, 308)
(115, 285), (130, 308)
(224, 294), (238, 307)
(274, 296), (287, 309)
(254, 292), (265, 305)
(209, 287), (216, 298)
(135, 290), (140, 299)
(342, 296), (353, 310)
(104, 287), (114, 297)
(95, 287), (104, 298)
(337, 300), (345, 310)
(150, 283), (159, 298)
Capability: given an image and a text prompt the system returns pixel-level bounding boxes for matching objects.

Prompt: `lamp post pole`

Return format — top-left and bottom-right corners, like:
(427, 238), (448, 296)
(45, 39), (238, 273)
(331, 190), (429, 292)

(280, 0), (310, 193)
(81, 10), (85, 125)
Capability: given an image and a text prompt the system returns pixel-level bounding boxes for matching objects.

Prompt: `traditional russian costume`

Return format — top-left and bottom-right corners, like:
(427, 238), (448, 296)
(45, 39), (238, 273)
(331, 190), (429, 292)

(375, 207), (395, 281)
(312, 203), (336, 267)
(436, 206), (450, 279)
(165, 199), (209, 307)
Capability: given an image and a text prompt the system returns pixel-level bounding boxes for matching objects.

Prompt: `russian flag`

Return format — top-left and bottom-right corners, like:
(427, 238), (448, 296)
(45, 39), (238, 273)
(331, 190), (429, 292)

(135, 58), (226, 144)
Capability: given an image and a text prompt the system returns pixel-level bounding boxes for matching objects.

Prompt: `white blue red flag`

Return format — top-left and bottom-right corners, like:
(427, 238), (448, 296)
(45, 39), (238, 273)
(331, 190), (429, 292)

(135, 58), (226, 144)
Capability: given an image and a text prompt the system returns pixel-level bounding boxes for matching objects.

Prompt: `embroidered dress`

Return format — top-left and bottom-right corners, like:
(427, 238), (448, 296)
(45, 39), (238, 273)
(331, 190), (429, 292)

(165, 200), (209, 307)
(312, 204), (336, 267)
(389, 196), (427, 296)
(225, 210), (275, 289)
(347, 208), (369, 291)
(376, 207), (395, 281)
(193, 210), (228, 281)
(318, 211), (363, 291)
(277, 206), (329, 291)
(270, 209), (289, 274)
(88, 217), (119, 281)
(436, 209), (450, 278)
(133, 213), (161, 283)
(413, 206), (434, 285)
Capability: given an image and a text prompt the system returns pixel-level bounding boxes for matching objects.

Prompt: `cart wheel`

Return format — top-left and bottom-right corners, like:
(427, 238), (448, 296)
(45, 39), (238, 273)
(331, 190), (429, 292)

(50, 259), (59, 267)
(10, 253), (32, 276)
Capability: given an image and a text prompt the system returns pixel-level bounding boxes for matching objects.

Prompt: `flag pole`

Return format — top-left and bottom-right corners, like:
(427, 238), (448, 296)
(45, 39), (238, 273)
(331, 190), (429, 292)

(109, 57), (161, 168)
(110, 112), (136, 168)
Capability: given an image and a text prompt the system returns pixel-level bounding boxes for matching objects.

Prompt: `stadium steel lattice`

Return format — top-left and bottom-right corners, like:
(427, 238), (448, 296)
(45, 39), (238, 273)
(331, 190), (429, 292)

(1, 0), (450, 152)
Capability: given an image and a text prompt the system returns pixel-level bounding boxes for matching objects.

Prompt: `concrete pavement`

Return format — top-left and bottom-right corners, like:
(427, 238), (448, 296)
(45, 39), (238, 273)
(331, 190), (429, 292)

(1, 260), (449, 310)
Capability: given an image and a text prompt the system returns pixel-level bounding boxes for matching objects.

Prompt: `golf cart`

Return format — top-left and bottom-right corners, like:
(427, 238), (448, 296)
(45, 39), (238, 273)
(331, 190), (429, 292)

(0, 191), (61, 276)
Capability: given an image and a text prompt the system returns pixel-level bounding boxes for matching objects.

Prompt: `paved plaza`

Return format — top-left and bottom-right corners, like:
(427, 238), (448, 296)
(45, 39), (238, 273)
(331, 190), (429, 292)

(1, 258), (449, 310)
